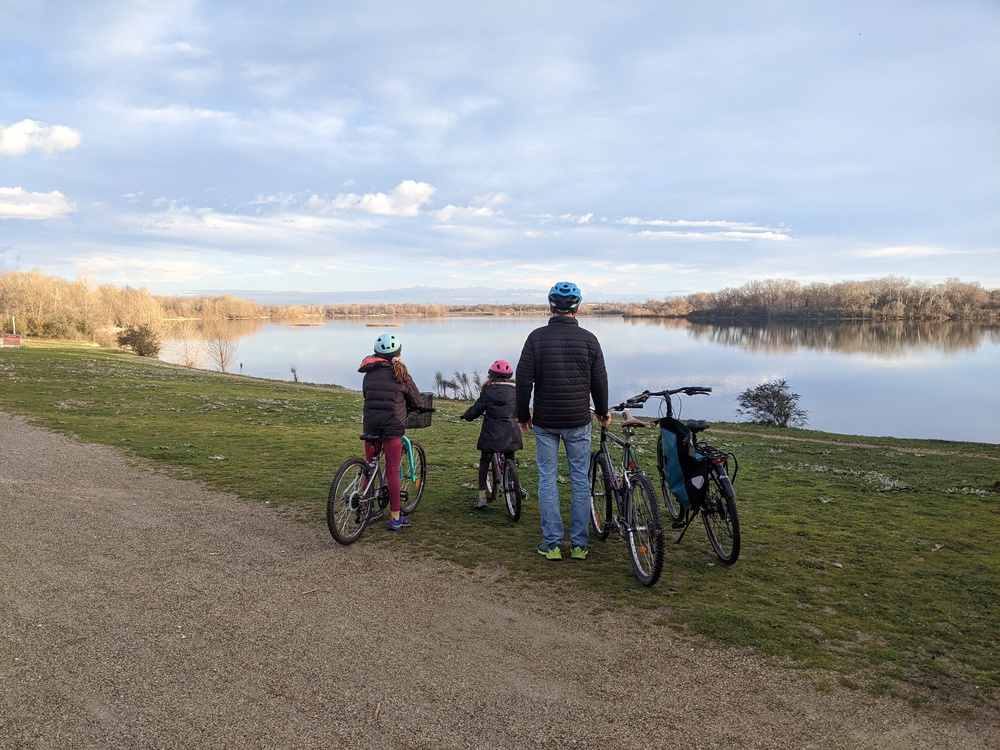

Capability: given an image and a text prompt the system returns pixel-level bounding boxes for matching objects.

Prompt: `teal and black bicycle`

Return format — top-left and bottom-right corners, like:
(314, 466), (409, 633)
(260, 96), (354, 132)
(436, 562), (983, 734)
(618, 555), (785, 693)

(326, 396), (433, 545)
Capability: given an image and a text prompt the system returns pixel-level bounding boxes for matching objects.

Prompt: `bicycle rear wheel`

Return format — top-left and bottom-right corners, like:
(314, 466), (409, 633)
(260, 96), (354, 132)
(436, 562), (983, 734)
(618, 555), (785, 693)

(399, 441), (427, 515)
(502, 457), (522, 521)
(327, 458), (376, 545)
(626, 473), (664, 586)
(589, 451), (612, 541)
(702, 466), (740, 564)
(656, 433), (684, 522)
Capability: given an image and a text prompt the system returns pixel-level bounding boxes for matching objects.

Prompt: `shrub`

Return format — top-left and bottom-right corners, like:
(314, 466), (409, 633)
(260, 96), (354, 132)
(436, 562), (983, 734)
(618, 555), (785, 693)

(117, 324), (161, 357)
(735, 378), (808, 428)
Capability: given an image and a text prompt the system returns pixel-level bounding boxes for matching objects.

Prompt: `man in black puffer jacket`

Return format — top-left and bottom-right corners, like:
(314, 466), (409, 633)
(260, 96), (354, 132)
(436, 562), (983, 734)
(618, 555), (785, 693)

(516, 282), (611, 562)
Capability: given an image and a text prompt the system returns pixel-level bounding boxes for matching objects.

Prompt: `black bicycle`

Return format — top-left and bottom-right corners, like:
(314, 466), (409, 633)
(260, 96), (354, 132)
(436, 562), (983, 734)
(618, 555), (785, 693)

(484, 451), (524, 521)
(629, 387), (741, 564)
(588, 405), (664, 586)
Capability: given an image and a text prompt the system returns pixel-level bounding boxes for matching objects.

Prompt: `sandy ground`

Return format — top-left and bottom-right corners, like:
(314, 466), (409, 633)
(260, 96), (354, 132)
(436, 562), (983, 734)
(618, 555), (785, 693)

(1, 411), (996, 750)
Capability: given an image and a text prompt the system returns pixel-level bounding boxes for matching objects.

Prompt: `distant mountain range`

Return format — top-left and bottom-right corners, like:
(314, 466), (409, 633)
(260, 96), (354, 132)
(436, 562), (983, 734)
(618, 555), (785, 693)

(180, 286), (666, 305)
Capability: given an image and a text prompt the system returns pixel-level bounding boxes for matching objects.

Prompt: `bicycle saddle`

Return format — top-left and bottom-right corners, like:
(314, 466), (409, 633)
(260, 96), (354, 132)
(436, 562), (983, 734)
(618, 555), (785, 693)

(621, 410), (646, 427)
(686, 420), (710, 433)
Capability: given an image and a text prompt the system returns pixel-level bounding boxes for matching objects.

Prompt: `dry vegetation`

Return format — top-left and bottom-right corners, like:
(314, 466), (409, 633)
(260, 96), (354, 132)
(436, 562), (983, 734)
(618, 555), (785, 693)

(1, 270), (997, 348)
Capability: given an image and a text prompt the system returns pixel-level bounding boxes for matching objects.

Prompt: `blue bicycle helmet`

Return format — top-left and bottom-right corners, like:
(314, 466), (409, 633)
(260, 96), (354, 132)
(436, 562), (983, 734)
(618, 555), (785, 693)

(374, 333), (402, 357)
(547, 281), (582, 312)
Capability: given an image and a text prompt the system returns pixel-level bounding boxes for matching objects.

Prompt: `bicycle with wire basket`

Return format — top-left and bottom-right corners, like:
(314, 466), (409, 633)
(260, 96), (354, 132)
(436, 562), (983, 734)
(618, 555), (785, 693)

(484, 451), (525, 521)
(325, 394), (434, 545)
(629, 387), (741, 564)
(588, 403), (665, 586)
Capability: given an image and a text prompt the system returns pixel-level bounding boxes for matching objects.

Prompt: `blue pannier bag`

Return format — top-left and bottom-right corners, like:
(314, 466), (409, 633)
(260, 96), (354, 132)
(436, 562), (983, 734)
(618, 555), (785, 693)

(659, 417), (709, 510)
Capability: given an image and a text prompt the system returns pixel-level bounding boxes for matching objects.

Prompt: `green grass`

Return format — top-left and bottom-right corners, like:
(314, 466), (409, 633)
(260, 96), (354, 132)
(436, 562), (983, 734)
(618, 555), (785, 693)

(2, 341), (998, 712)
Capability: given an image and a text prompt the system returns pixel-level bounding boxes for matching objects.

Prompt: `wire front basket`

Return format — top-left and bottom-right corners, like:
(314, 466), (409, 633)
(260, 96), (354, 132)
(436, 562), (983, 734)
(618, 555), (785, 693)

(406, 392), (434, 429)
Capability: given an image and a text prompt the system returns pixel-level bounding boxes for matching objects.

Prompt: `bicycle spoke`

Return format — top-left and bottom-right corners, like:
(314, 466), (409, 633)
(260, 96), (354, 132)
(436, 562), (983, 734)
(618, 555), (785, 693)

(626, 474), (664, 586)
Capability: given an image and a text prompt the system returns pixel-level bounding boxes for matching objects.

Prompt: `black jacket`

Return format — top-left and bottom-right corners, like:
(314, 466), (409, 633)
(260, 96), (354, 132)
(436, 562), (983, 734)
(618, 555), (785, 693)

(515, 315), (609, 429)
(358, 356), (420, 438)
(461, 381), (523, 453)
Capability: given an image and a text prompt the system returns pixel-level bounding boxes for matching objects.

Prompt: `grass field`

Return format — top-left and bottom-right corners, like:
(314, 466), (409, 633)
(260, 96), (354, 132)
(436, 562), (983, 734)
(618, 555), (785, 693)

(2, 341), (997, 712)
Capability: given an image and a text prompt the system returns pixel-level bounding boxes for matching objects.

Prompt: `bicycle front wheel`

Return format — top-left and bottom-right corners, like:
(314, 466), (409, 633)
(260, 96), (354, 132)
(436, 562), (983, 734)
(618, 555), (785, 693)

(702, 466), (741, 564)
(656, 433), (684, 522)
(503, 457), (522, 521)
(399, 441), (427, 515)
(589, 451), (612, 541)
(327, 458), (375, 545)
(627, 473), (664, 586)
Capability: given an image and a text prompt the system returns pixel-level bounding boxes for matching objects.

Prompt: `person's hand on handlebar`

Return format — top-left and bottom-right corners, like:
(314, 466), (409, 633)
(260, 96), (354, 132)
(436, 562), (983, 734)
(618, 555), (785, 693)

(599, 412), (612, 427)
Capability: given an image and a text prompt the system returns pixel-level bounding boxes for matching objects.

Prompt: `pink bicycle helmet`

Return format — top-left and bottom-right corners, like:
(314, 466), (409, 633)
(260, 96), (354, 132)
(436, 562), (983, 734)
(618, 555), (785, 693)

(489, 359), (513, 377)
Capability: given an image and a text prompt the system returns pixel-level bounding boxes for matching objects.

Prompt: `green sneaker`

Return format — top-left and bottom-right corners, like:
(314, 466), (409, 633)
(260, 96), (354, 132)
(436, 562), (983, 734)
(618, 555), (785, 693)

(537, 544), (562, 561)
(570, 545), (589, 560)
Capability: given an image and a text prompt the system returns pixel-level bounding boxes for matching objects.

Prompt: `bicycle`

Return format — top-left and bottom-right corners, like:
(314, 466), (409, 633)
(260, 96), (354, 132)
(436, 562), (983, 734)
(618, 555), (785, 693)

(588, 404), (665, 586)
(326, 395), (434, 545)
(484, 451), (524, 521)
(629, 387), (741, 564)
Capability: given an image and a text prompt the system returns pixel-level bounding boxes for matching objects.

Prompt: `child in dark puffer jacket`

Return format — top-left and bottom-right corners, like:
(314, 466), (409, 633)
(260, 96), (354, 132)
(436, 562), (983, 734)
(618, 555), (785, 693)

(461, 359), (523, 509)
(358, 332), (420, 530)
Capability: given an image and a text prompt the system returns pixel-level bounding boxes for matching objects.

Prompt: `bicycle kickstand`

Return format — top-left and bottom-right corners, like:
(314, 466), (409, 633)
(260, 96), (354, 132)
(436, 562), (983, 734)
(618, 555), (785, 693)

(673, 511), (695, 543)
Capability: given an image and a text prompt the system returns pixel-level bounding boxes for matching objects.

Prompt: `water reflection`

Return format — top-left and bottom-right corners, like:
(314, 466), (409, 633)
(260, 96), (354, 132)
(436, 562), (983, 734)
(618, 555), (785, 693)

(159, 316), (999, 443)
(633, 318), (993, 356)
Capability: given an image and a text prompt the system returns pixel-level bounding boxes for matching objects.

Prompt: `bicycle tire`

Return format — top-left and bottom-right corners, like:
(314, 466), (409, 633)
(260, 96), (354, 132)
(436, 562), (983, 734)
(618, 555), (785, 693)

(487, 456), (500, 504)
(589, 451), (612, 541)
(327, 458), (376, 545)
(627, 473), (664, 586)
(399, 441), (427, 515)
(502, 457), (522, 521)
(656, 433), (684, 522)
(702, 466), (741, 564)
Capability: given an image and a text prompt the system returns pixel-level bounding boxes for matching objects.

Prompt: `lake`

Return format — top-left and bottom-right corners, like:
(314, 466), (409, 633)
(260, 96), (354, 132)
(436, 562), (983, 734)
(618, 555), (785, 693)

(160, 316), (1000, 444)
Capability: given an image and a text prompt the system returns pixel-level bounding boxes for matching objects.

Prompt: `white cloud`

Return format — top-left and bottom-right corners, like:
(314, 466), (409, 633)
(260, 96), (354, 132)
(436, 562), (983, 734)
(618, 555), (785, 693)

(0, 120), (82, 156)
(621, 217), (792, 242)
(309, 180), (436, 217)
(852, 245), (953, 259)
(0, 187), (76, 219)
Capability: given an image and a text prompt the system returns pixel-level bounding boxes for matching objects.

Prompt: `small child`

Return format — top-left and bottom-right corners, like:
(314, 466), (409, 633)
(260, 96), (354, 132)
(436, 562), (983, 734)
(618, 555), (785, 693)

(461, 360), (523, 509)
(358, 333), (421, 530)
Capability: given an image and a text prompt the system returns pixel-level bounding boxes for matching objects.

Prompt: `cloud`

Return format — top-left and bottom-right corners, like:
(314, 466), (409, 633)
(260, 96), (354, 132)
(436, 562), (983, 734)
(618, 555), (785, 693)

(0, 120), (82, 156)
(0, 187), (77, 219)
(852, 245), (953, 259)
(431, 192), (510, 222)
(620, 217), (792, 242)
(308, 180), (436, 217)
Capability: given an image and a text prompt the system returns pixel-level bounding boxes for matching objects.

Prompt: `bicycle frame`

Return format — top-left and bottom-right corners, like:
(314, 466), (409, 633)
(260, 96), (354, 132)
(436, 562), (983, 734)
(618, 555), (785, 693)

(597, 423), (638, 516)
(590, 409), (664, 587)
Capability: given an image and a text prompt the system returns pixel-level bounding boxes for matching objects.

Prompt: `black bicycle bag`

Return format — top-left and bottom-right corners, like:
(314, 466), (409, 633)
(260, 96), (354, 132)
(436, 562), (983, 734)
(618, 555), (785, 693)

(659, 417), (709, 510)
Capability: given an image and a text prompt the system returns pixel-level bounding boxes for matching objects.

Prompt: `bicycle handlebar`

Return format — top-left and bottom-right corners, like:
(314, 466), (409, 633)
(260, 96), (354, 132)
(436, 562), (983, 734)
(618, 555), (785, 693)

(635, 386), (712, 399)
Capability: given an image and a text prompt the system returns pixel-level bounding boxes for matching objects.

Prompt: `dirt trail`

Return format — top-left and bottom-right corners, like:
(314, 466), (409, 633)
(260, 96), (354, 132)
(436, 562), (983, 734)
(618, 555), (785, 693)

(1, 412), (996, 749)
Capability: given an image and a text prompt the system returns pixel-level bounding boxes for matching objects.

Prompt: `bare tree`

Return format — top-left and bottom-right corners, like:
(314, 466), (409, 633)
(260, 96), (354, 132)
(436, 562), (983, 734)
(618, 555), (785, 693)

(203, 325), (239, 373)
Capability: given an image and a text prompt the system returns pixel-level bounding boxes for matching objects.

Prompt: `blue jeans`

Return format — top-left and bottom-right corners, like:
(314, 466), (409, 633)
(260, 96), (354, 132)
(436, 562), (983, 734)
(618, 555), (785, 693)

(533, 424), (592, 549)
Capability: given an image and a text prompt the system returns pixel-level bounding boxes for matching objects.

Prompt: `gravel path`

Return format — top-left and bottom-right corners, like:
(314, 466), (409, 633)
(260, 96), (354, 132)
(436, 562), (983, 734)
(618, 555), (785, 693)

(1, 412), (996, 749)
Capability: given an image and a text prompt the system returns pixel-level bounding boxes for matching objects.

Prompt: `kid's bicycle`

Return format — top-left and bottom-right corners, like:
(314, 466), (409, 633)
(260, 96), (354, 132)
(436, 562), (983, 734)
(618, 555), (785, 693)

(484, 452), (524, 521)
(588, 405), (665, 586)
(326, 394), (434, 545)
(628, 387), (741, 564)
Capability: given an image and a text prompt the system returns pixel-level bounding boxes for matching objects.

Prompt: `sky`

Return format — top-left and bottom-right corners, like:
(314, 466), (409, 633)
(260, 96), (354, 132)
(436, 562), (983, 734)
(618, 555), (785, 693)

(2, 0), (998, 303)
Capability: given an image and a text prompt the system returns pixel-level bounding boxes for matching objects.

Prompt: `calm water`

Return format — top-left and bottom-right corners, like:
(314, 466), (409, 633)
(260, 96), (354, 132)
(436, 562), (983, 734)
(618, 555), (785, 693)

(161, 316), (1000, 444)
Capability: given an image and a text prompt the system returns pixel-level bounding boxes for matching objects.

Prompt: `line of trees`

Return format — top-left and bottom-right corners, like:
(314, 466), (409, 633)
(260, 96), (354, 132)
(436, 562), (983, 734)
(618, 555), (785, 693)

(2, 270), (997, 350)
(627, 276), (999, 321)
